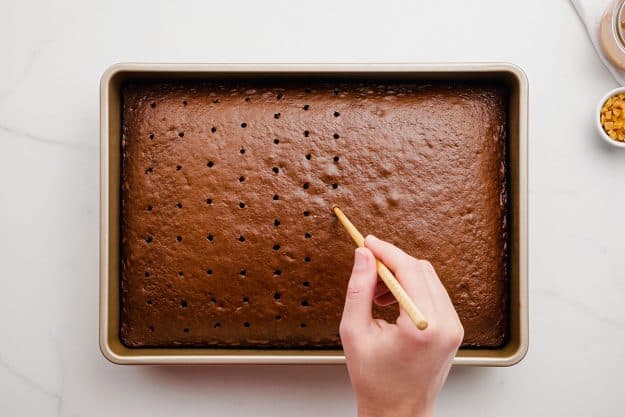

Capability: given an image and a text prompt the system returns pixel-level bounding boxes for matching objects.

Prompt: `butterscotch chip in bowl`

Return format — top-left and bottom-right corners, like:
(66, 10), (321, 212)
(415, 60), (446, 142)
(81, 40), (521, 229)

(597, 88), (625, 148)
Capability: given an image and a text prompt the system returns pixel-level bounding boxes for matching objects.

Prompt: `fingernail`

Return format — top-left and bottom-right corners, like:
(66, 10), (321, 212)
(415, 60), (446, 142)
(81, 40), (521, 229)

(354, 248), (367, 269)
(365, 234), (377, 243)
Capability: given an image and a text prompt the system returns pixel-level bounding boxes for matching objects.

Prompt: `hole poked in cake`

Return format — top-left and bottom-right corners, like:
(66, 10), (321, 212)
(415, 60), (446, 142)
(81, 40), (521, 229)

(243, 322), (251, 328)
(333, 133), (340, 139)
(305, 153), (312, 160)
(144, 271), (150, 277)
(239, 176), (245, 183)
(333, 156), (340, 162)
(147, 205), (153, 212)
(272, 166), (279, 174)
(241, 122), (247, 128)
(243, 296), (249, 304)
(272, 244), (280, 251)
(206, 198), (213, 205)
(176, 164), (182, 171)
(303, 130), (310, 137)
(272, 194), (279, 201)
(240, 148), (246, 154)
(146, 299), (152, 305)
(149, 133), (154, 140)
(176, 236), (183, 242)
(148, 325), (154, 332)
(273, 219), (280, 227)
(178, 271), (184, 278)
(178, 132), (184, 138)
(331, 183), (339, 189)
(276, 93), (283, 100)
(301, 300), (310, 307)
(304, 232), (311, 239)
(145, 167), (154, 174)
(273, 138), (279, 144)
(334, 111), (340, 117)
(303, 182), (310, 190)
(182, 100), (188, 106)
(273, 292), (281, 300)
(211, 126), (217, 133)
(303, 281), (310, 287)
(180, 299), (188, 308)
(176, 202), (183, 208)
(150, 102), (156, 108)
(303, 211), (310, 217)
(207, 234), (214, 242)
(214, 322), (221, 328)
(300, 323), (307, 328)
(304, 256), (311, 263)
(239, 235), (246, 242)
(207, 161), (215, 168)
(275, 315), (282, 321)
(273, 269), (281, 276)
(239, 202), (246, 209)
(145, 236), (153, 243)
(206, 269), (213, 275)
(303, 104), (310, 110)
(183, 327), (189, 333)
(240, 269), (247, 276)
(274, 113), (281, 119)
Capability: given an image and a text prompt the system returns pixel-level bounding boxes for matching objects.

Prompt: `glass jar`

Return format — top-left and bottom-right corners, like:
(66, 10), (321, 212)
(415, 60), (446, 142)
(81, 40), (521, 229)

(601, 0), (625, 69)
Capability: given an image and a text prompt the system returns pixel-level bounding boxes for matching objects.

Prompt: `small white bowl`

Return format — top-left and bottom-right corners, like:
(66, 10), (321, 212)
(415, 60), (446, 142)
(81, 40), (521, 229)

(597, 87), (625, 148)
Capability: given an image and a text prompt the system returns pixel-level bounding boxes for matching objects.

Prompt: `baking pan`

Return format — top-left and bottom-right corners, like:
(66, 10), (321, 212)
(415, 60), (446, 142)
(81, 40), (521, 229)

(100, 63), (528, 366)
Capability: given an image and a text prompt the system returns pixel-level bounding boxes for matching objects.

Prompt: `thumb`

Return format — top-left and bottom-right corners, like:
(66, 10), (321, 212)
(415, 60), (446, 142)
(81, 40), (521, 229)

(340, 247), (378, 335)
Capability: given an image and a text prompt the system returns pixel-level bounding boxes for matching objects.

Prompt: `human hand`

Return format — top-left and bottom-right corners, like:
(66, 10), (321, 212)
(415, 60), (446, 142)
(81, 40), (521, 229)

(339, 235), (464, 417)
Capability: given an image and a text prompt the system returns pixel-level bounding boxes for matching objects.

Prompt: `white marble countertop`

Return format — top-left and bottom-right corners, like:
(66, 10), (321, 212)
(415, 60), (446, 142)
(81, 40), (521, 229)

(1, 0), (624, 415)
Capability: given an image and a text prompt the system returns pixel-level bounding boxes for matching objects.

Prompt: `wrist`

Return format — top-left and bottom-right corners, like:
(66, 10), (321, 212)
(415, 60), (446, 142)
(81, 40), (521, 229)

(357, 402), (434, 417)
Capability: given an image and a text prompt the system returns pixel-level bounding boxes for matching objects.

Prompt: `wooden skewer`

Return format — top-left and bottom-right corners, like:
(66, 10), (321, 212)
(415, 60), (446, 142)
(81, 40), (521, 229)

(333, 206), (429, 331)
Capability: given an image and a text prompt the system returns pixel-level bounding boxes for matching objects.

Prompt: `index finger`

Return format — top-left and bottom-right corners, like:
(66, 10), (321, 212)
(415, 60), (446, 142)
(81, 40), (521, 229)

(364, 235), (435, 319)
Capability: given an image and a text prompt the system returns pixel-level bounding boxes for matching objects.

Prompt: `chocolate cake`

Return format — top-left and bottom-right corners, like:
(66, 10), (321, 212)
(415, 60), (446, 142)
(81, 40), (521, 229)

(120, 80), (508, 348)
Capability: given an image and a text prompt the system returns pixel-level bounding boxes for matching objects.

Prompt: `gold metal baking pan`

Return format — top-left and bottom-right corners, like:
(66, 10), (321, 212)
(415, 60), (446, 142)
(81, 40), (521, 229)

(100, 63), (528, 366)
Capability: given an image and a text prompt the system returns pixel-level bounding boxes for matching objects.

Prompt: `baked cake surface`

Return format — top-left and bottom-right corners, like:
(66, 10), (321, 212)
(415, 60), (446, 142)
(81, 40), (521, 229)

(120, 80), (508, 348)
